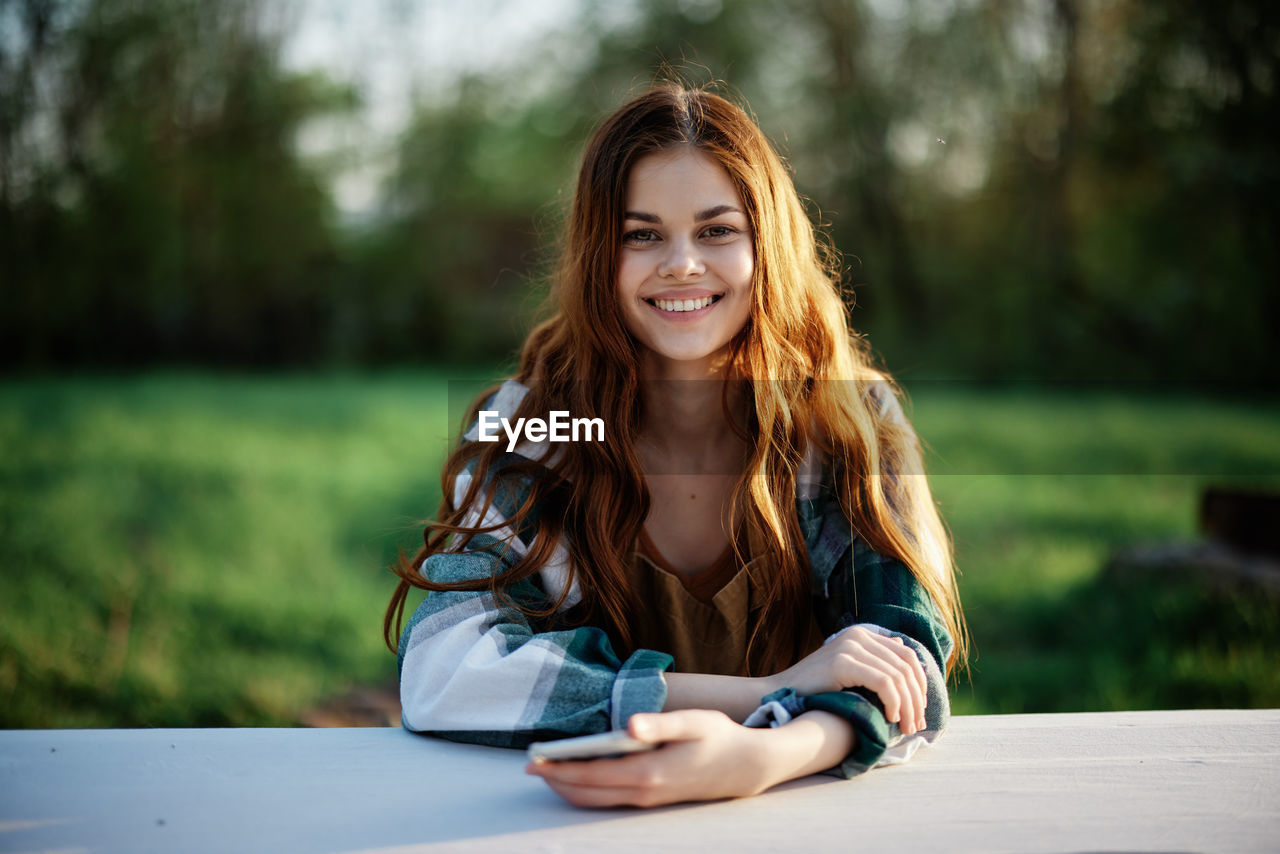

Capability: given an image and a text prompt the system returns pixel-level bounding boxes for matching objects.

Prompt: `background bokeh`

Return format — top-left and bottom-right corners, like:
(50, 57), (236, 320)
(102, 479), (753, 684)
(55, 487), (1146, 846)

(2, 0), (1278, 728)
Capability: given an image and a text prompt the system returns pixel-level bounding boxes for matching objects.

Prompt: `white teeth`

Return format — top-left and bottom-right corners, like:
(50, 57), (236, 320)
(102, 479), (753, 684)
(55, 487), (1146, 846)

(651, 296), (716, 312)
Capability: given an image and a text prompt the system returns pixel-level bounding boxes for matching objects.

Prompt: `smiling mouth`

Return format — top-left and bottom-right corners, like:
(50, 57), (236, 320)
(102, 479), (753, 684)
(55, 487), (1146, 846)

(644, 295), (723, 312)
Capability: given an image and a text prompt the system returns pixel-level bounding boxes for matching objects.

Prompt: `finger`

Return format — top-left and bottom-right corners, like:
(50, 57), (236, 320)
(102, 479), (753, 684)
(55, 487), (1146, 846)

(885, 635), (927, 697)
(540, 773), (634, 809)
(530, 753), (676, 808)
(847, 632), (924, 734)
(541, 777), (653, 808)
(527, 753), (656, 789)
(834, 630), (912, 730)
(870, 655), (915, 735)
(861, 637), (924, 734)
(843, 658), (906, 728)
(628, 709), (718, 745)
(884, 636), (930, 727)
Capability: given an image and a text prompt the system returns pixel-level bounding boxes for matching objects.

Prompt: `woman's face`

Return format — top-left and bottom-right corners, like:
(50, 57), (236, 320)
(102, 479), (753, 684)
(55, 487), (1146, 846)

(616, 147), (754, 379)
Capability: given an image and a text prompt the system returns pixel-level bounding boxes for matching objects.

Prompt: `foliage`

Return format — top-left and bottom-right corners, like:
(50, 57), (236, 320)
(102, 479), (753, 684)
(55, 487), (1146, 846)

(1, 0), (355, 365)
(363, 0), (1280, 382)
(1, 373), (1277, 727)
(3, 0), (1278, 380)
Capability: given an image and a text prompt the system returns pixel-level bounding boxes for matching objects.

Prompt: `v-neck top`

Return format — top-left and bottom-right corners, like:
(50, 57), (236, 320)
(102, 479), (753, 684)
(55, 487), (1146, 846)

(627, 529), (824, 677)
(628, 529), (755, 676)
(636, 528), (740, 604)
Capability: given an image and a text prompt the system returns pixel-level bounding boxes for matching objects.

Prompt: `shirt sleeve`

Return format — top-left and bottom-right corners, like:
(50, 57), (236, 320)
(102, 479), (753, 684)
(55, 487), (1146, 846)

(747, 513), (955, 778)
(397, 463), (672, 748)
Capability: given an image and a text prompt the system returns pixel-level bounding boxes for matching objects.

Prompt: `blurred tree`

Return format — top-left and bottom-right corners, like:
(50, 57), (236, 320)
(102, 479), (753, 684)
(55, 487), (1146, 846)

(805, 0), (930, 343)
(2, 0), (1274, 382)
(369, 0), (786, 364)
(1075, 0), (1279, 384)
(1, 0), (355, 366)
(354, 75), (580, 364)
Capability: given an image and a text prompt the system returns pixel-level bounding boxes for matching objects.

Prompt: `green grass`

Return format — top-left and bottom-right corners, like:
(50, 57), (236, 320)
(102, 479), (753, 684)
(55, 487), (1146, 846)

(1, 373), (1278, 727)
(0, 371), (483, 727)
(907, 386), (1280, 714)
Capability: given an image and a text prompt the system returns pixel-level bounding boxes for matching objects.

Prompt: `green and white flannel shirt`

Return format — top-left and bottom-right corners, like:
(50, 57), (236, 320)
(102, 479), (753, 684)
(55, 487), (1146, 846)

(398, 381), (953, 778)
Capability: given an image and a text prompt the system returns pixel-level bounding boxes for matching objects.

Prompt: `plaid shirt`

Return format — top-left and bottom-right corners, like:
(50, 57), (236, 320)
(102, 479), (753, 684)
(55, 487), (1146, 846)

(398, 381), (953, 778)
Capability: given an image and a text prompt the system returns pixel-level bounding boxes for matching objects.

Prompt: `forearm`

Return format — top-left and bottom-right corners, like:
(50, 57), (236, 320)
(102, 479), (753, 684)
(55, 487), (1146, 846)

(662, 674), (857, 790)
(662, 672), (774, 722)
(751, 710), (856, 789)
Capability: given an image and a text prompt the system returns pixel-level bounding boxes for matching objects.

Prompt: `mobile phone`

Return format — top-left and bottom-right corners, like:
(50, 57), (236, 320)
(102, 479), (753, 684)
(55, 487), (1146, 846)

(527, 730), (657, 763)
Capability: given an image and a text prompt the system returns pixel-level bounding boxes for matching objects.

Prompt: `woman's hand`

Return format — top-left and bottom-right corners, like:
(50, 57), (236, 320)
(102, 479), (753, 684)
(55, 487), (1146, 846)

(767, 626), (929, 735)
(525, 710), (778, 808)
(526, 711), (769, 807)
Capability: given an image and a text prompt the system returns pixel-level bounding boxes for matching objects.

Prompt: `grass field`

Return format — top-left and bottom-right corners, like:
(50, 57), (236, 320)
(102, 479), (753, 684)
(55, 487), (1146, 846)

(2, 372), (1277, 727)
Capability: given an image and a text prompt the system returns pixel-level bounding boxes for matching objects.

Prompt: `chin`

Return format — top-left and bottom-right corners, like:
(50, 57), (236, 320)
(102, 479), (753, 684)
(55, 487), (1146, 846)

(641, 341), (737, 374)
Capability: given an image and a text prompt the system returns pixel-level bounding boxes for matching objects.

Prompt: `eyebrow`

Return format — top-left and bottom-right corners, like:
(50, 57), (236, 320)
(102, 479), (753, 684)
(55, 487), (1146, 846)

(623, 204), (744, 223)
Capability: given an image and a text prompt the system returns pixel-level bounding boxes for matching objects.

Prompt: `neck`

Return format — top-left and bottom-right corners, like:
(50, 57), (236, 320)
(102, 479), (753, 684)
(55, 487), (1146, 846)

(636, 376), (749, 475)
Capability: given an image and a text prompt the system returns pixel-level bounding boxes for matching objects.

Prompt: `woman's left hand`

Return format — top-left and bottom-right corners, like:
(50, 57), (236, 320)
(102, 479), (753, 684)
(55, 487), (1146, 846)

(525, 710), (773, 808)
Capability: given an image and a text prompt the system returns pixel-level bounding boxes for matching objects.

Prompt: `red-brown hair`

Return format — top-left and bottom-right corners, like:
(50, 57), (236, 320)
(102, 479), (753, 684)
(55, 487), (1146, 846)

(385, 83), (968, 676)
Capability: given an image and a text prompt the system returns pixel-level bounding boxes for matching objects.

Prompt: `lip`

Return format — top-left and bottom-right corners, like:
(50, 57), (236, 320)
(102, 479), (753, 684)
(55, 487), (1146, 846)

(641, 288), (723, 301)
(642, 293), (723, 320)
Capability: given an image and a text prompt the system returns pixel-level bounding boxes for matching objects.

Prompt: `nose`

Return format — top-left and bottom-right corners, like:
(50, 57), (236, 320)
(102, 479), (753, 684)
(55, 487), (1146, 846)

(657, 237), (705, 280)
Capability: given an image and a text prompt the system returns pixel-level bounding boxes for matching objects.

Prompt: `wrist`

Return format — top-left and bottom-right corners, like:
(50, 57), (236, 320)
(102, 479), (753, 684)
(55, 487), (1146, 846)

(749, 711), (856, 790)
(663, 672), (783, 723)
(740, 724), (789, 794)
(746, 674), (778, 704)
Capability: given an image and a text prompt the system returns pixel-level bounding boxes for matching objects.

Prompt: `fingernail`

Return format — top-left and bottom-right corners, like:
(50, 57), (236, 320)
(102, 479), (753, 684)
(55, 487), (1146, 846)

(631, 718), (651, 740)
(918, 717), (926, 731)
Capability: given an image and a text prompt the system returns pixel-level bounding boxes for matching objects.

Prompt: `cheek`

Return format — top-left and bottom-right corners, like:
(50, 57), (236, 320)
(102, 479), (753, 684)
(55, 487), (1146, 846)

(720, 244), (754, 289)
(728, 248), (755, 328)
(615, 258), (645, 334)
(616, 254), (643, 299)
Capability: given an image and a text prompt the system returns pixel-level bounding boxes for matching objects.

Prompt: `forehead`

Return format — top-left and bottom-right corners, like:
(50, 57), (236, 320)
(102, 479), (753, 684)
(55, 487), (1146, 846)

(624, 148), (742, 210)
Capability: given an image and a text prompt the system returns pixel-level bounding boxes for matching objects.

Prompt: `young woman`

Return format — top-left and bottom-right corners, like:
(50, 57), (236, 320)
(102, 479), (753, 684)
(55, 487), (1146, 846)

(385, 84), (967, 808)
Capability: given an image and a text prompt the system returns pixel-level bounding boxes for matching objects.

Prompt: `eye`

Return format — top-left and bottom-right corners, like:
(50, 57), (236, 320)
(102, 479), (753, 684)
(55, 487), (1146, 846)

(701, 224), (737, 240)
(623, 229), (659, 245)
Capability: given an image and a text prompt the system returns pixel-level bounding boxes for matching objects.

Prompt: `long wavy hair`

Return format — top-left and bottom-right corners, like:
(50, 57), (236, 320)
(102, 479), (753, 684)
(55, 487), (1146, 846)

(385, 84), (968, 676)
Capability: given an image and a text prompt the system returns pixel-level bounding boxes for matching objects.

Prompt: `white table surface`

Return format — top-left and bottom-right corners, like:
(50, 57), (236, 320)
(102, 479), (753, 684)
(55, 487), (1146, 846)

(2, 709), (1278, 853)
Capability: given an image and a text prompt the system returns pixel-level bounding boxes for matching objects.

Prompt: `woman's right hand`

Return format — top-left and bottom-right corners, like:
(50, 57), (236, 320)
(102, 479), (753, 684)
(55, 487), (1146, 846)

(765, 626), (929, 735)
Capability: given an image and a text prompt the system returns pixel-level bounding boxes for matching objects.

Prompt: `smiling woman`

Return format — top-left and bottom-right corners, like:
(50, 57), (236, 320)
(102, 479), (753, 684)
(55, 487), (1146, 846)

(385, 83), (968, 808)
(618, 148), (755, 375)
